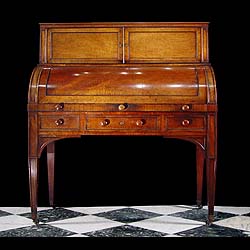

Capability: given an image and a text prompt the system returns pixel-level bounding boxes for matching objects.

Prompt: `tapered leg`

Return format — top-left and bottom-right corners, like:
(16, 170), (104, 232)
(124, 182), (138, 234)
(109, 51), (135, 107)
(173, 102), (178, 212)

(28, 158), (39, 224)
(47, 142), (55, 208)
(196, 145), (205, 208)
(206, 113), (217, 225)
(206, 158), (217, 225)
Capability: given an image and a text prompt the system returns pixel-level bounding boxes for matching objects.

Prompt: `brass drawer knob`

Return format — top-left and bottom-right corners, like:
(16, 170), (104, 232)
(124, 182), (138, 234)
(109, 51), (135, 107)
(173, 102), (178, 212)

(181, 119), (190, 126)
(100, 119), (110, 126)
(55, 118), (64, 126)
(136, 119), (145, 126)
(55, 103), (64, 111)
(119, 121), (125, 126)
(182, 104), (190, 111)
(118, 103), (127, 111)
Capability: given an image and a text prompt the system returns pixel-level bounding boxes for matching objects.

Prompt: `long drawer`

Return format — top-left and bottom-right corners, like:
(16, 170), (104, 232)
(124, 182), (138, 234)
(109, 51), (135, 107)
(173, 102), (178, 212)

(86, 114), (160, 130)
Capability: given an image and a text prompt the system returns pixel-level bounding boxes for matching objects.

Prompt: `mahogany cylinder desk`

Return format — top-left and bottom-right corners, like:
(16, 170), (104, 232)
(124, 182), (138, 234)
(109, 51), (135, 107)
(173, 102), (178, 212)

(27, 22), (217, 225)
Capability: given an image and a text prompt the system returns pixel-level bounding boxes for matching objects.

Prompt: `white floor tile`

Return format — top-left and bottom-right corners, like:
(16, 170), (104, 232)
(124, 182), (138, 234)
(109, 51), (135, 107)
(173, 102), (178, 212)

(48, 215), (124, 234)
(37, 207), (54, 212)
(0, 207), (31, 214)
(203, 206), (250, 215)
(130, 215), (204, 234)
(131, 205), (192, 215)
(214, 215), (250, 231)
(164, 234), (182, 237)
(66, 206), (127, 214)
(0, 215), (33, 231)
(243, 231), (250, 236)
(67, 234), (89, 237)
(0, 207), (51, 214)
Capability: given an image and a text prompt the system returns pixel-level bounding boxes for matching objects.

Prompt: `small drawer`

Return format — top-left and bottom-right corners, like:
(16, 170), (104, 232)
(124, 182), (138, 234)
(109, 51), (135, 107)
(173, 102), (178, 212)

(86, 115), (159, 130)
(39, 115), (80, 130)
(167, 116), (205, 130)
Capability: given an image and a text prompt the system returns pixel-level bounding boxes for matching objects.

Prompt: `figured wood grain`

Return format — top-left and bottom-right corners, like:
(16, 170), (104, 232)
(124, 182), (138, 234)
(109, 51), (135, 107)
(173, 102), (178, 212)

(40, 23), (208, 63)
(47, 28), (122, 63)
(125, 28), (200, 62)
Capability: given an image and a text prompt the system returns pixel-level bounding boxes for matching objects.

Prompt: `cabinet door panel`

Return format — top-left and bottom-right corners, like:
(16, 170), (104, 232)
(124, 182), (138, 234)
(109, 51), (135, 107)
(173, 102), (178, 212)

(125, 27), (202, 63)
(43, 28), (123, 63)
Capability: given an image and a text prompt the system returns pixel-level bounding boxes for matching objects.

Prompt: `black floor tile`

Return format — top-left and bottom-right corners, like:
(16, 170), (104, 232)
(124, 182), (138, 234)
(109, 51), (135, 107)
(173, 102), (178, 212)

(20, 207), (86, 223)
(170, 208), (237, 223)
(84, 224), (167, 237)
(242, 212), (250, 217)
(0, 224), (76, 237)
(0, 210), (12, 217)
(94, 207), (163, 223)
(176, 224), (249, 237)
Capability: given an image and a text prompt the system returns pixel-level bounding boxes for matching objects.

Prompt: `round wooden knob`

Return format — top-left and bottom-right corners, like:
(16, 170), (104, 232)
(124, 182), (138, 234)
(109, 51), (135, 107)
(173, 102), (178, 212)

(181, 119), (190, 126)
(136, 119), (145, 126)
(100, 119), (110, 126)
(182, 104), (190, 111)
(118, 103), (127, 111)
(55, 118), (64, 126)
(55, 103), (64, 111)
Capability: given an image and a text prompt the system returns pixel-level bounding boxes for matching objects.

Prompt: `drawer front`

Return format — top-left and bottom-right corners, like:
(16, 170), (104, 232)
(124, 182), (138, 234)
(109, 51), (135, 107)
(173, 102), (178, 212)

(86, 115), (160, 130)
(39, 115), (80, 130)
(167, 116), (205, 130)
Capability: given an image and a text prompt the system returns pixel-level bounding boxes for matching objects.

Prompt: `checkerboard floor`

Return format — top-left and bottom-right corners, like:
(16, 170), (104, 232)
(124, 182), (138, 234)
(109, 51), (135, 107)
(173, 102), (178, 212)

(0, 205), (249, 237)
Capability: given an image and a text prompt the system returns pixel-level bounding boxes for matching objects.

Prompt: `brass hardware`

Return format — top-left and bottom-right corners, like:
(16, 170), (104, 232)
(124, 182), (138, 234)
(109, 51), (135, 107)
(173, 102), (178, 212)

(55, 103), (64, 111)
(136, 119), (145, 126)
(55, 118), (64, 126)
(181, 119), (190, 126)
(100, 119), (110, 126)
(119, 121), (125, 126)
(182, 104), (190, 111)
(118, 103), (127, 111)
